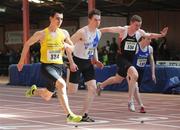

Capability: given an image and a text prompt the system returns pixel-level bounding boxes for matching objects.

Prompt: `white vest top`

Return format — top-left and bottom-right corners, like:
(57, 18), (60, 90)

(73, 26), (101, 59)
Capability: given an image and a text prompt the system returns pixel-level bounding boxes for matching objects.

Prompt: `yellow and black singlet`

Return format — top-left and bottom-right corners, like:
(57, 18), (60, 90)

(40, 28), (65, 64)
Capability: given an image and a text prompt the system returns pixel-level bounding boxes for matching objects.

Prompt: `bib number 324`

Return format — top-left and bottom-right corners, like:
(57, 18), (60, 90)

(47, 50), (62, 61)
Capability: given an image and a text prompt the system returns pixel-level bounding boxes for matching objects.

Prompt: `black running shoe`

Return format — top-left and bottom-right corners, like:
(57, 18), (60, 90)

(81, 113), (95, 122)
(52, 92), (57, 98)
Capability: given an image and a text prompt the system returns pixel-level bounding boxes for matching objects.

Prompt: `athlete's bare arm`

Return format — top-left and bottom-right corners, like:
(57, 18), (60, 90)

(142, 27), (168, 39)
(63, 29), (74, 51)
(17, 31), (44, 71)
(63, 30), (78, 72)
(149, 47), (156, 83)
(91, 48), (104, 69)
(100, 26), (125, 34)
(70, 29), (84, 44)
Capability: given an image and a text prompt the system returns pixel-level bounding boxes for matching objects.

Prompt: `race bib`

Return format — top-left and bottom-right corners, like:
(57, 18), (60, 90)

(124, 41), (137, 51)
(137, 58), (147, 67)
(85, 48), (94, 57)
(47, 50), (62, 62)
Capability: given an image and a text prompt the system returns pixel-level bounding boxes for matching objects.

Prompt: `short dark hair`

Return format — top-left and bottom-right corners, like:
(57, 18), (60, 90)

(138, 36), (145, 42)
(88, 9), (101, 19)
(49, 9), (64, 17)
(130, 15), (142, 23)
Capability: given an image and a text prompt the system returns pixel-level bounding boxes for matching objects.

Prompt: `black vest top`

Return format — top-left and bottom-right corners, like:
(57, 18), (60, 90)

(119, 34), (138, 62)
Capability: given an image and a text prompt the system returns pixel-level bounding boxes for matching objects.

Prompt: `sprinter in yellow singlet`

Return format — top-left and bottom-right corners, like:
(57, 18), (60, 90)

(17, 9), (81, 123)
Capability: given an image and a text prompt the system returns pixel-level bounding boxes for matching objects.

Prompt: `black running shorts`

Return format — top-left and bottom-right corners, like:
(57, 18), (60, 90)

(136, 67), (145, 87)
(116, 55), (132, 77)
(41, 63), (66, 92)
(69, 56), (95, 84)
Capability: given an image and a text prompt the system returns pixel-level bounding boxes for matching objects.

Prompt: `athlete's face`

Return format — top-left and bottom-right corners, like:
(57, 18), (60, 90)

(130, 21), (142, 32)
(50, 13), (63, 28)
(143, 37), (151, 45)
(89, 15), (101, 28)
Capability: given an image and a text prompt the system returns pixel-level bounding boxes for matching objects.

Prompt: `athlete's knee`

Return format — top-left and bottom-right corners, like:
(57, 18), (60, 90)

(128, 71), (139, 81)
(132, 73), (138, 81)
(87, 85), (96, 95)
(55, 79), (66, 90)
(86, 80), (96, 94)
(128, 67), (139, 81)
(89, 85), (96, 92)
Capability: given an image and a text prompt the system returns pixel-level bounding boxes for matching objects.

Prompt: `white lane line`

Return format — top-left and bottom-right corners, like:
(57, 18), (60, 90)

(0, 125), (44, 129)
(129, 116), (169, 121)
(145, 122), (180, 129)
(0, 98), (128, 114)
(0, 106), (65, 116)
(1, 116), (72, 128)
(1, 87), (180, 129)
(1, 96), (180, 121)
(67, 120), (110, 125)
(0, 93), (128, 107)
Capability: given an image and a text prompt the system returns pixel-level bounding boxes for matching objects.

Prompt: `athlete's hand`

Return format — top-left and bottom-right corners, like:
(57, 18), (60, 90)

(160, 27), (168, 37)
(70, 62), (78, 72)
(95, 60), (104, 69)
(17, 62), (24, 72)
(91, 59), (104, 69)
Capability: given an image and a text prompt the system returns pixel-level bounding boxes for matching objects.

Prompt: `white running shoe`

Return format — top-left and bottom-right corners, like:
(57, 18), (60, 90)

(128, 101), (135, 112)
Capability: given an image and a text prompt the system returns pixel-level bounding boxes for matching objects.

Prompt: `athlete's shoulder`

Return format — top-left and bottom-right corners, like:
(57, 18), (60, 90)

(60, 28), (70, 38)
(116, 26), (126, 31)
(137, 29), (146, 35)
(60, 28), (68, 33)
(75, 26), (86, 34)
(117, 26), (127, 35)
(36, 29), (45, 35)
(33, 30), (45, 39)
